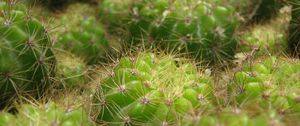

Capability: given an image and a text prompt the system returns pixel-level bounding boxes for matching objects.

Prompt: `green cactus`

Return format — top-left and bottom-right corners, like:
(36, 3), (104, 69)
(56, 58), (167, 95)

(95, 53), (214, 125)
(0, 112), (15, 126)
(100, 0), (239, 64)
(94, 52), (215, 125)
(288, 0), (300, 58)
(0, 102), (93, 126)
(53, 3), (110, 64)
(232, 56), (300, 117)
(0, 1), (55, 106)
(239, 10), (289, 53)
(181, 107), (289, 126)
(56, 51), (87, 88)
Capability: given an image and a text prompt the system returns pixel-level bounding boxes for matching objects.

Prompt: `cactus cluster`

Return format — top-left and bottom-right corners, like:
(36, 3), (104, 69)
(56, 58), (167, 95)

(94, 52), (215, 125)
(0, 0), (300, 125)
(100, 0), (239, 64)
(53, 3), (110, 64)
(0, 1), (55, 106)
(0, 102), (93, 126)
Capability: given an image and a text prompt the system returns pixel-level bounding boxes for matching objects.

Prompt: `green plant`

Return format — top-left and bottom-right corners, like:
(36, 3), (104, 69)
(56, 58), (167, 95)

(238, 11), (289, 54)
(0, 102), (93, 126)
(94, 52), (215, 125)
(0, 112), (15, 126)
(0, 1), (55, 106)
(54, 3), (110, 64)
(56, 51), (87, 88)
(100, 0), (239, 64)
(232, 56), (300, 118)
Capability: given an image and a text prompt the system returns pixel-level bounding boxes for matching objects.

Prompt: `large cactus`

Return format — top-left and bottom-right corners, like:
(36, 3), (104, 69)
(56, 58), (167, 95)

(54, 3), (110, 64)
(100, 0), (239, 64)
(0, 102), (93, 126)
(94, 52), (215, 125)
(0, 1), (55, 106)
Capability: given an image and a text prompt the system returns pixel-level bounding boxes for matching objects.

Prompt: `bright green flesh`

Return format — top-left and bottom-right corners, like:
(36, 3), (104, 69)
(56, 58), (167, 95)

(95, 53), (214, 125)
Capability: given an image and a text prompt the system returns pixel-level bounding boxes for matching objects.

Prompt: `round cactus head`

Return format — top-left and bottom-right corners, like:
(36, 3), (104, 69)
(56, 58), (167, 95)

(52, 3), (110, 64)
(231, 56), (300, 121)
(94, 51), (215, 125)
(100, 0), (240, 65)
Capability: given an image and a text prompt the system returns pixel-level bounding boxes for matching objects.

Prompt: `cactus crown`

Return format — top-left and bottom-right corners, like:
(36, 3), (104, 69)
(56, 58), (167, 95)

(53, 3), (110, 64)
(94, 51), (215, 125)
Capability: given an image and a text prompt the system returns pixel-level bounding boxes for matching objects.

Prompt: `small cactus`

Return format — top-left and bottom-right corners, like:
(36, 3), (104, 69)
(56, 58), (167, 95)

(56, 51), (87, 88)
(93, 52), (215, 125)
(53, 3), (110, 64)
(0, 1), (55, 106)
(232, 56), (300, 119)
(0, 102), (93, 126)
(100, 0), (239, 64)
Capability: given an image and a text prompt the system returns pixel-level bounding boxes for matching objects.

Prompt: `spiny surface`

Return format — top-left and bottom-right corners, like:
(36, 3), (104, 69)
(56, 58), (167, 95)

(56, 51), (87, 88)
(0, 1), (55, 106)
(94, 52), (214, 125)
(53, 3), (110, 64)
(100, 0), (239, 64)
(0, 102), (93, 126)
(231, 56), (300, 122)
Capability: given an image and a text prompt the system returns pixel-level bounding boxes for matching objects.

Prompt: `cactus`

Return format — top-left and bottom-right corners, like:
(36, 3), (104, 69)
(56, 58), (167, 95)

(232, 56), (300, 118)
(53, 3), (110, 64)
(240, 26), (286, 52)
(93, 52), (215, 125)
(100, 0), (239, 64)
(0, 102), (93, 126)
(0, 1), (55, 106)
(0, 112), (15, 126)
(239, 10), (290, 53)
(56, 51), (87, 88)
(288, 0), (300, 58)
